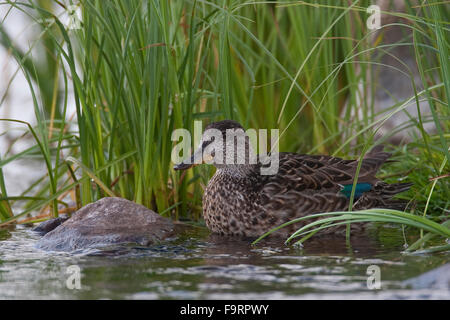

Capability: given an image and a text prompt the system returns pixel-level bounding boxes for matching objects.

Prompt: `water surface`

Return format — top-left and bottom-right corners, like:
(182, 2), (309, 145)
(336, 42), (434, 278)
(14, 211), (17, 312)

(0, 224), (449, 299)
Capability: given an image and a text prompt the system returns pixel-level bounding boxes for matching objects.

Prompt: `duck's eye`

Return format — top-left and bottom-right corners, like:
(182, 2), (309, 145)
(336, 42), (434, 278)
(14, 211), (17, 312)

(202, 139), (213, 149)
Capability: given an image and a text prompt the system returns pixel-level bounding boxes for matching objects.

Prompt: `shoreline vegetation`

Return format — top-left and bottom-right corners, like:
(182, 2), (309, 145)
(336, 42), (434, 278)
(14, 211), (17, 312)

(0, 1), (448, 252)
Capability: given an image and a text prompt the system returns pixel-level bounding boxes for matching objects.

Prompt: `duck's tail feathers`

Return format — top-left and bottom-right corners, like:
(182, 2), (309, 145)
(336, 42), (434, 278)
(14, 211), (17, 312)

(377, 182), (413, 211)
(377, 182), (414, 197)
(353, 182), (413, 211)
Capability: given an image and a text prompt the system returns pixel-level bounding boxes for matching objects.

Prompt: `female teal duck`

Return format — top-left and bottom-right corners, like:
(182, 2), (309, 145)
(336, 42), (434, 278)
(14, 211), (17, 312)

(174, 120), (412, 237)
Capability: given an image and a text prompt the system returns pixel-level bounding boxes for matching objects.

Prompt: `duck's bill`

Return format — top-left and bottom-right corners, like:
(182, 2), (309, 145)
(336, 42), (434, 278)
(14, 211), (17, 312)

(174, 161), (195, 170)
(174, 154), (197, 170)
(173, 147), (215, 170)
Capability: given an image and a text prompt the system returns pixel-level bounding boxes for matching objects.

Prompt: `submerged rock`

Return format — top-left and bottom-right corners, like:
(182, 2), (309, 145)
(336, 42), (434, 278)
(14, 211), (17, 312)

(32, 216), (68, 235)
(35, 197), (174, 252)
(403, 263), (450, 290)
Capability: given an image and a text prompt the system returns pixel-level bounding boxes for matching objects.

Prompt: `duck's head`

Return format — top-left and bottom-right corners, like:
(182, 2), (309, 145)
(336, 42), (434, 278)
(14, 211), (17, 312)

(174, 120), (255, 171)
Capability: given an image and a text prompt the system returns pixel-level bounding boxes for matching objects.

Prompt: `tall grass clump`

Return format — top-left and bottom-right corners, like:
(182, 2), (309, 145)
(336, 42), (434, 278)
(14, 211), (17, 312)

(0, 0), (448, 250)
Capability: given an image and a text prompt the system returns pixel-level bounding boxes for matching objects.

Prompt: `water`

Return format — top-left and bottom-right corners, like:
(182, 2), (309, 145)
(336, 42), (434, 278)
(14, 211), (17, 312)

(0, 225), (449, 299)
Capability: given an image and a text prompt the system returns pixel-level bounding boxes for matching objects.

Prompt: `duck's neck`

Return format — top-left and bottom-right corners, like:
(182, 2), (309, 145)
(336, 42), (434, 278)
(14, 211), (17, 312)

(215, 164), (259, 179)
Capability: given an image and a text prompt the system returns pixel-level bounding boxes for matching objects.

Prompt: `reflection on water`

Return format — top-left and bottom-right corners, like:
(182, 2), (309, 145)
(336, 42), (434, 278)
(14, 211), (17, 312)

(0, 225), (448, 299)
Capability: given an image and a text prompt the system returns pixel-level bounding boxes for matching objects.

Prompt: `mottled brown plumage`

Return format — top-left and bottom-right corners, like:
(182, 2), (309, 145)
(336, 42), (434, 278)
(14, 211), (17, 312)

(174, 120), (412, 238)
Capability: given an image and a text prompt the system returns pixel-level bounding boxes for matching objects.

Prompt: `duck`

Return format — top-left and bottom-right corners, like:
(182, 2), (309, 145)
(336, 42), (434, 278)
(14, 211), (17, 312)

(174, 120), (412, 237)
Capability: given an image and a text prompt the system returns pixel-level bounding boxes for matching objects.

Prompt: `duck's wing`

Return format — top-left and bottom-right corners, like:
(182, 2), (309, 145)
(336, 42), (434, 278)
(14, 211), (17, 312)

(255, 147), (392, 228)
(260, 147), (391, 192)
(258, 153), (349, 220)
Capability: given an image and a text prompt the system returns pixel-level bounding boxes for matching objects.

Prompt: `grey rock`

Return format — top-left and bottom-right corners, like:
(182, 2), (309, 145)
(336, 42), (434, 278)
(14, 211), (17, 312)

(371, 1), (437, 143)
(404, 263), (450, 289)
(35, 197), (174, 252)
(342, 0), (437, 144)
